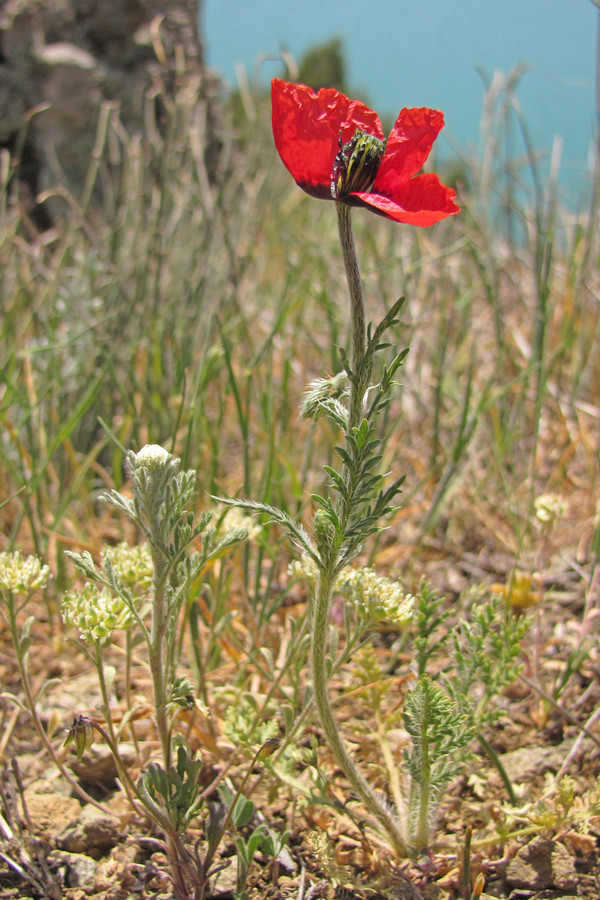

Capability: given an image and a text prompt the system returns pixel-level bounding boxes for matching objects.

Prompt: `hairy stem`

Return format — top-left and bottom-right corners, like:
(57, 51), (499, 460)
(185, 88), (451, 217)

(94, 643), (117, 747)
(375, 714), (409, 828)
(415, 719), (431, 852)
(307, 201), (410, 855)
(311, 565), (408, 856)
(336, 202), (367, 430)
(124, 631), (141, 753)
(149, 562), (171, 770)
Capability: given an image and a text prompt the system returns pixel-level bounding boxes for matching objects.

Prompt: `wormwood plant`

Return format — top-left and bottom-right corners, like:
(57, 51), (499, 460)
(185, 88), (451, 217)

(218, 79), (467, 857)
(0, 553), (95, 804)
(60, 445), (257, 900)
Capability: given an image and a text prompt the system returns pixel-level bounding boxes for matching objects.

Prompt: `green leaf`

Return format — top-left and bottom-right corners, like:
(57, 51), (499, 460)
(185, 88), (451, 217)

(232, 794), (255, 828)
(246, 824), (267, 859)
(206, 801), (227, 852)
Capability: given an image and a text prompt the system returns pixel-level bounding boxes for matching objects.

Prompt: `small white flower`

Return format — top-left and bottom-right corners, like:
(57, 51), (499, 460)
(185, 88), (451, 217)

(103, 542), (153, 589)
(288, 555), (319, 584)
(534, 493), (566, 525)
(218, 508), (261, 541)
(340, 567), (414, 626)
(0, 552), (50, 595)
(133, 444), (172, 470)
(62, 582), (133, 644)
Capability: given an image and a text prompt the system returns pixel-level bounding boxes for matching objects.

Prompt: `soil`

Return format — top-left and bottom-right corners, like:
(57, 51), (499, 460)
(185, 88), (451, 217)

(1, 537), (599, 900)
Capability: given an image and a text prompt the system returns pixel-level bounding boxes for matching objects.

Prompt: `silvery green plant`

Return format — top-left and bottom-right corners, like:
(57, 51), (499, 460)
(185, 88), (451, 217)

(410, 583), (528, 812)
(66, 445), (248, 767)
(0, 552), (102, 808)
(403, 675), (473, 853)
(64, 444), (250, 899)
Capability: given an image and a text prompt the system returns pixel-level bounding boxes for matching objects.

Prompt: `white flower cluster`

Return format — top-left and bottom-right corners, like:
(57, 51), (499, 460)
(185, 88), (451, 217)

(288, 558), (414, 627)
(218, 507), (262, 542)
(534, 493), (567, 525)
(340, 567), (414, 626)
(288, 554), (319, 585)
(103, 541), (154, 589)
(0, 551), (50, 595)
(62, 582), (133, 644)
(133, 443), (173, 470)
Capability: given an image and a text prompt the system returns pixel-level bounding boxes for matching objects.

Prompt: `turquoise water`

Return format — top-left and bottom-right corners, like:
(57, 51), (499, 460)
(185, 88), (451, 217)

(204, 0), (596, 207)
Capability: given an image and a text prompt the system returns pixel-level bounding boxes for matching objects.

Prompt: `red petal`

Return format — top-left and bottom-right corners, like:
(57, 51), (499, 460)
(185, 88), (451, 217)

(271, 78), (383, 199)
(352, 173), (459, 226)
(373, 107), (446, 194)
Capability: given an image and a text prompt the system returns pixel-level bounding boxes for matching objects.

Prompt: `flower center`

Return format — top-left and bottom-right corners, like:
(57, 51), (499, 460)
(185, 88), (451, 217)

(330, 128), (386, 199)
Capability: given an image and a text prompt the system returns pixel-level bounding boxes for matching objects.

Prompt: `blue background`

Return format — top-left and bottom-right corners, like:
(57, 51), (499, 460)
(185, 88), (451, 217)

(204, 0), (597, 206)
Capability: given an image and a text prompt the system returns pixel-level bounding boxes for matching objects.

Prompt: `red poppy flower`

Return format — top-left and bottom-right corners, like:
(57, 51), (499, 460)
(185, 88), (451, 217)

(272, 78), (459, 226)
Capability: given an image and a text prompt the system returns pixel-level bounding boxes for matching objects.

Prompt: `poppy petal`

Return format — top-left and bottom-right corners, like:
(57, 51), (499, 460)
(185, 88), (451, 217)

(272, 78), (383, 199)
(373, 107), (446, 193)
(352, 173), (459, 226)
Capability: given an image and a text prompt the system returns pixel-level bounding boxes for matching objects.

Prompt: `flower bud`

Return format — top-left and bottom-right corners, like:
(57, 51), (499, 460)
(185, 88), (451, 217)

(313, 509), (336, 551)
(132, 444), (172, 471)
(301, 372), (348, 422)
(257, 737), (280, 760)
(104, 542), (153, 589)
(64, 715), (95, 759)
(62, 582), (133, 644)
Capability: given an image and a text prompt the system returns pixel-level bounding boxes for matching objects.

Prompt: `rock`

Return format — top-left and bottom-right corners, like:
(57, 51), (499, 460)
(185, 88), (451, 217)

(0, 0), (221, 224)
(47, 849), (98, 890)
(23, 780), (82, 839)
(499, 741), (573, 784)
(210, 857), (237, 895)
(56, 803), (122, 857)
(550, 840), (579, 891)
(69, 741), (139, 788)
(505, 837), (577, 892)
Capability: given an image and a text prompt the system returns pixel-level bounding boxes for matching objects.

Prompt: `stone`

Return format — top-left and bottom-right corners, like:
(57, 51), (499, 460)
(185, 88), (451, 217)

(0, 0), (221, 225)
(56, 803), (122, 857)
(69, 741), (139, 788)
(505, 837), (577, 892)
(23, 780), (82, 840)
(499, 741), (573, 784)
(47, 849), (98, 890)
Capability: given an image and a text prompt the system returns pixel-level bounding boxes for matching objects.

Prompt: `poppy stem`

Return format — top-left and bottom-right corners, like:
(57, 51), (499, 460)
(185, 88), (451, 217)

(336, 202), (367, 431)
(307, 202), (410, 857)
(311, 563), (410, 857)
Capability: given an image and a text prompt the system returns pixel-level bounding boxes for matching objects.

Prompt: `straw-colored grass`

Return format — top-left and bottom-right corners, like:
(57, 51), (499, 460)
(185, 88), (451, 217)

(0, 66), (599, 898)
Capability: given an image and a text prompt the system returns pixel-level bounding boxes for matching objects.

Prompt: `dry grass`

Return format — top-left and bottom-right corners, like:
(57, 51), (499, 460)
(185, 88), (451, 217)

(0, 72), (599, 899)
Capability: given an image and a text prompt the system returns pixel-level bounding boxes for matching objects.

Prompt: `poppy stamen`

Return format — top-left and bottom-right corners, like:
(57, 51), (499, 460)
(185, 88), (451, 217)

(331, 128), (386, 200)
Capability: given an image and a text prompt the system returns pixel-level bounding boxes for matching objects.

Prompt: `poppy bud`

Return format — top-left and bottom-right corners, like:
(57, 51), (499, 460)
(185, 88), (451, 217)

(331, 129), (386, 200)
